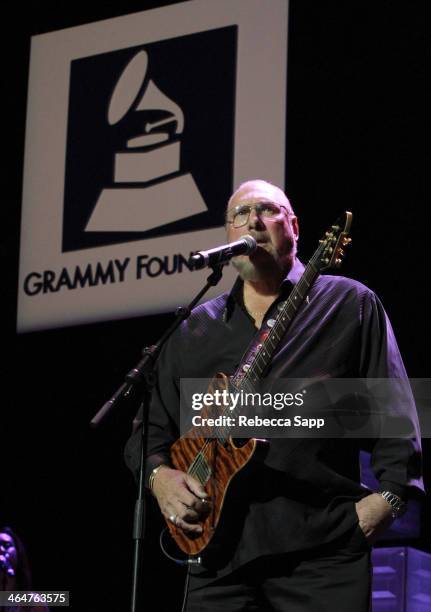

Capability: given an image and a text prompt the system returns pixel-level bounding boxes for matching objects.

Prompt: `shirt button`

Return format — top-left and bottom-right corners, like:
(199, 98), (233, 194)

(267, 319), (276, 327)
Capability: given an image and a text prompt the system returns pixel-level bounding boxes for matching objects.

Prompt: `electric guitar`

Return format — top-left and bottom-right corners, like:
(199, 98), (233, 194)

(168, 212), (353, 555)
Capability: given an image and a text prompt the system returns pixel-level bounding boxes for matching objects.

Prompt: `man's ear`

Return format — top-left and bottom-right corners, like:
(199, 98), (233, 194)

(291, 216), (299, 241)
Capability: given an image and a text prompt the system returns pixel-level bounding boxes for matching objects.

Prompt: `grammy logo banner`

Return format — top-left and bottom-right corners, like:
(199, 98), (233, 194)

(18, 0), (288, 331)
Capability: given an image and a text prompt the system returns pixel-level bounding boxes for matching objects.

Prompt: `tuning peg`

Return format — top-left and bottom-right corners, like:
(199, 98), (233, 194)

(342, 237), (352, 246)
(335, 258), (342, 266)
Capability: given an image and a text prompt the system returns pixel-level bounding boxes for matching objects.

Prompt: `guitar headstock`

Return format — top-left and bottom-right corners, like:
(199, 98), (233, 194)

(317, 211), (352, 271)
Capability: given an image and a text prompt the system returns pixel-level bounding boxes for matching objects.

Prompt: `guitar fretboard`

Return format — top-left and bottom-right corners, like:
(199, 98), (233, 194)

(231, 248), (325, 390)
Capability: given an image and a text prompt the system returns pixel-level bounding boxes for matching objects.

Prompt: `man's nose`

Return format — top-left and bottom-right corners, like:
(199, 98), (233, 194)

(248, 208), (265, 229)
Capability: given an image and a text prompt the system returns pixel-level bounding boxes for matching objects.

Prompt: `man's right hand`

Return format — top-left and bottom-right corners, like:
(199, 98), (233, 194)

(152, 466), (211, 536)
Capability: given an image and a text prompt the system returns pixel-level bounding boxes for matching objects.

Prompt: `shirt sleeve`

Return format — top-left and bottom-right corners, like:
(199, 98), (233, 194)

(359, 290), (424, 499)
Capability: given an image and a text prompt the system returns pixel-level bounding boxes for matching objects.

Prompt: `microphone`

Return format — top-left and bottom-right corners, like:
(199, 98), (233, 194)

(189, 236), (257, 270)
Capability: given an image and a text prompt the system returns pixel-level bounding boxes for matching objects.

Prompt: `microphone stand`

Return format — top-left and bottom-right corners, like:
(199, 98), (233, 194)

(90, 264), (225, 612)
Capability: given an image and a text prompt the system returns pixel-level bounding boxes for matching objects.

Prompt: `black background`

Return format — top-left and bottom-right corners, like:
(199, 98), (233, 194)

(3, 1), (430, 610)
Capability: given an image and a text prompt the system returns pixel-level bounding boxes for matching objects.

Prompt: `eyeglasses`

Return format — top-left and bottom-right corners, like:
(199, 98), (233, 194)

(226, 202), (289, 228)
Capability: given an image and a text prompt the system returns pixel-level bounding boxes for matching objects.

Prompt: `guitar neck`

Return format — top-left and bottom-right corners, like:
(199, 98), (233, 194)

(185, 259), (322, 480)
(232, 252), (323, 390)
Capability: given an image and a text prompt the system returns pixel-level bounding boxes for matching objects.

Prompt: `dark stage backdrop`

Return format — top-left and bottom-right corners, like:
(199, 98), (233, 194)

(3, 2), (430, 611)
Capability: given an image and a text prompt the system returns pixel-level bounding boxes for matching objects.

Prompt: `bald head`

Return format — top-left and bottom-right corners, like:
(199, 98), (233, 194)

(227, 179), (294, 216)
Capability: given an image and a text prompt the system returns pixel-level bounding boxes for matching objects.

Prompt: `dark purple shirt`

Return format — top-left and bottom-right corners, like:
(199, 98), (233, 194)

(125, 259), (423, 574)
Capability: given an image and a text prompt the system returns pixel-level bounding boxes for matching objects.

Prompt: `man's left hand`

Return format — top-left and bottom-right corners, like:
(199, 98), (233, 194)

(355, 493), (394, 544)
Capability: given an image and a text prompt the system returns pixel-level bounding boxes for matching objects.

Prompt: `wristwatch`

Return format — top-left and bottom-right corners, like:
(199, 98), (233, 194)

(380, 491), (407, 519)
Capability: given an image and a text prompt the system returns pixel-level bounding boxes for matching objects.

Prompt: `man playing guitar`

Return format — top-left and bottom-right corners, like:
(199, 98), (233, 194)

(125, 180), (423, 611)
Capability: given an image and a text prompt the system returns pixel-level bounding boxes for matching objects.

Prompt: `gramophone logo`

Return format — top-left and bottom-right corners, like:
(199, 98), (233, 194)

(86, 49), (207, 232)
(62, 28), (237, 252)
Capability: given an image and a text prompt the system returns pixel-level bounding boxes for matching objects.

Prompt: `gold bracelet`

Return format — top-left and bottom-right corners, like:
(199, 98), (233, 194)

(148, 464), (169, 493)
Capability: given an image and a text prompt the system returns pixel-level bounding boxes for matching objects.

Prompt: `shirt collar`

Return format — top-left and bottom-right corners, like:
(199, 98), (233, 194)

(224, 258), (305, 320)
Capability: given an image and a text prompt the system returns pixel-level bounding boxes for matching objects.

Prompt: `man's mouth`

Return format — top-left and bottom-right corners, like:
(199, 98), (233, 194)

(250, 234), (268, 245)
(250, 240), (272, 256)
